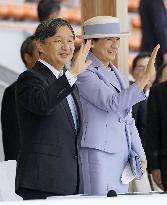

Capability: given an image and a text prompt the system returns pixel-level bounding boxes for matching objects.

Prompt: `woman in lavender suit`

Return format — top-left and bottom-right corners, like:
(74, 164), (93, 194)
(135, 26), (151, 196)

(76, 16), (160, 194)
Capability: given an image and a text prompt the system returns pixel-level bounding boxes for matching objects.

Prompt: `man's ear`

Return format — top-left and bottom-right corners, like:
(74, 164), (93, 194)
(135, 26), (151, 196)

(24, 53), (32, 65)
(36, 41), (44, 54)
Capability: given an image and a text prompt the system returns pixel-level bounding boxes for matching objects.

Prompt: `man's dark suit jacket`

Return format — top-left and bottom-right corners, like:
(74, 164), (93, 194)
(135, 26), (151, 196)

(130, 81), (147, 149)
(132, 99), (147, 150)
(139, 0), (167, 69)
(15, 61), (83, 196)
(147, 81), (167, 185)
(1, 81), (20, 160)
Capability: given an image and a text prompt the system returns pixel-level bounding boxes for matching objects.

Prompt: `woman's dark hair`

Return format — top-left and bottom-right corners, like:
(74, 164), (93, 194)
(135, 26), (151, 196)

(132, 52), (151, 72)
(84, 38), (99, 44)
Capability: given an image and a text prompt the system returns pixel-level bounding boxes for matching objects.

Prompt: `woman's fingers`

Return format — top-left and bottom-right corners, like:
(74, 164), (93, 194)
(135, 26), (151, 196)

(77, 43), (84, 55)
(83, 40), (91, 55)
(70, 40), (92, 76)
(76, 40), (91, 63)
(147, 44), (160, 70)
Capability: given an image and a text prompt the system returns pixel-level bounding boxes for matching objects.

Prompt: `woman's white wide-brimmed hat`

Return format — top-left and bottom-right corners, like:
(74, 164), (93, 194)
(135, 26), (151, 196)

(77, 16), (129, 39)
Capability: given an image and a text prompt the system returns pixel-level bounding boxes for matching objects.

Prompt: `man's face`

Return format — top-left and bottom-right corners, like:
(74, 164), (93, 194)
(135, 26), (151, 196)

(132, 56), (156, 87)
(39, 26), (75, 70)
(132, 57), (149, 80)
(160, 66), (167, 83)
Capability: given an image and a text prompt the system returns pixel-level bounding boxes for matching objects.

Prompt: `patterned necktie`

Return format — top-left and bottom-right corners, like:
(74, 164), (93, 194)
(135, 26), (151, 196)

(58, 71), (78, 130)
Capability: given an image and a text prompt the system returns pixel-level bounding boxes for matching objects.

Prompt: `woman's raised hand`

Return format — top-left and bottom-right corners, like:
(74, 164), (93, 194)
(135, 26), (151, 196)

(136, 44), (160, 91)
(145, 44), (160, 80)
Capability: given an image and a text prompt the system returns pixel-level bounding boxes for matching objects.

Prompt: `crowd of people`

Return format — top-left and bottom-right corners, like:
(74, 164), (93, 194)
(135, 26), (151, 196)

(0, 0), (167, 200)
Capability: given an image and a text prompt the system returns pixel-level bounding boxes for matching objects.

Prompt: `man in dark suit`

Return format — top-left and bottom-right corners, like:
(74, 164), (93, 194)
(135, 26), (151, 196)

(15, 18), (92, 199)
(139, 0), (167, 77)
(147, 67), (167, 191)
(1, 35), (39, 161)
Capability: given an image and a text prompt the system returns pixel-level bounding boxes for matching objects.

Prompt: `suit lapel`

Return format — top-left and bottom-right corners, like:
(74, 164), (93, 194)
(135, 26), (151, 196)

(110, 63), (128, 90)
(35, 61), (57, 85)
(61, 97), (76, 134)
(87, 52), (122, 92)
(71, 85), (83, 134)
(36, 61), (77, 134)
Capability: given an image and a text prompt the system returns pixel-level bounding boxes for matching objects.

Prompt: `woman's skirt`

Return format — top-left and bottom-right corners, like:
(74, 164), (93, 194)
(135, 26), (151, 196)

(80, 143), (129, 195)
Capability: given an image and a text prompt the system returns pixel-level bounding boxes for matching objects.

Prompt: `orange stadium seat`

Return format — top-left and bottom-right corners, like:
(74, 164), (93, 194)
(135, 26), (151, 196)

(128, 0), (140, 12)
(23, 3), (37, 20)
(8, 3), (24, 18)
(128, 33), (141, 51)
(0, 3), (9, 16)
(129, 33), (141, 51)
(131, 16), (141, 30)
(60, 7), (81, 23)
(0, 2), (81, 23)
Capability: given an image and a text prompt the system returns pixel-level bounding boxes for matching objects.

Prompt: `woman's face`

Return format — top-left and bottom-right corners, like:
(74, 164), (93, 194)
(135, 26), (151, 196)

(39, 26), (75, 70)
(91, 37), (120, 66)
(133, 57), (149, 80)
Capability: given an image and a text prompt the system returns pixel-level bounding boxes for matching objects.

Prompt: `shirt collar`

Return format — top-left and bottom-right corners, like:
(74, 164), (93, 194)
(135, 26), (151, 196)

(38, 59), (63, 79)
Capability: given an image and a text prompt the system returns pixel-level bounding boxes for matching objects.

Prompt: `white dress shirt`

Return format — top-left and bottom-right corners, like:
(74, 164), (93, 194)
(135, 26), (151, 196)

(38, 59), (78, 130)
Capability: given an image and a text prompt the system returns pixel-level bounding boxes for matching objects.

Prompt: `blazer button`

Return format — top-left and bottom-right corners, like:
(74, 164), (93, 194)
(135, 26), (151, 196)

(74, 155), (78, 160)
(119, 118), (123, 123)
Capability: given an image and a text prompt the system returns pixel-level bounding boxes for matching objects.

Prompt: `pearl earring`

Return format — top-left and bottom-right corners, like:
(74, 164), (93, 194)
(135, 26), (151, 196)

(91, 44), (94, 48)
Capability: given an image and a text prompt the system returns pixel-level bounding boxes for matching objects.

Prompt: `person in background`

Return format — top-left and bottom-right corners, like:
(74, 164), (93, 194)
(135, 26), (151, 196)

(37, 0), (61, 22)
(15, 18), (92, 200)
(25, 0), (40, 2)
(147, 63), (167, 191)
(159, 63), (167, 83)
(76, 16), (159, 194)
(139, 0), (167, 80)
(1, 35), (39, 161)
(131, 52), (154, 149)
(130, 52), (156, 193)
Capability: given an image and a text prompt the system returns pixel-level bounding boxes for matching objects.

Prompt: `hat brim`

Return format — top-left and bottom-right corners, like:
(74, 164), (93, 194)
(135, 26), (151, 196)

(77, 32), (129, 39)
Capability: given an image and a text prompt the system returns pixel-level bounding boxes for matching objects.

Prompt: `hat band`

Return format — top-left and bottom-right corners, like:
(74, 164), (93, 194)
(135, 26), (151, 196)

(83, 23), (120, 36)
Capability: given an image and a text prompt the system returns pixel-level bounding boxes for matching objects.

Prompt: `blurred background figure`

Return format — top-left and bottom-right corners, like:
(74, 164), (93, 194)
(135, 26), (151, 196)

(131, 52), (154, 150)
(1, 35), (39, 161)
(146, 61), (167, 191)
(25, 0), (40, 2)
(139, 0), (167, 81)
(20, 35), (39, 70)
(37, 0), (61, 22)
(130, 52), (156, 194)
(158, 63), (167, 83)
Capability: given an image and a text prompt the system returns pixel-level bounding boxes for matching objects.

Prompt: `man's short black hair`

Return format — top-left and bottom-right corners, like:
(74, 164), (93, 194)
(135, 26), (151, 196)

(20, 35), (36, 66)
(35, 18), (75, 42)
(132, 52), (151, 72)
(37, 0), (61, 22)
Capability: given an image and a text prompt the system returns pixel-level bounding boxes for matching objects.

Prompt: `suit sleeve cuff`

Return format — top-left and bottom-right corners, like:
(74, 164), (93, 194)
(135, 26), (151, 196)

(65, 70), (77, 87)
(133, 82), (146, 100)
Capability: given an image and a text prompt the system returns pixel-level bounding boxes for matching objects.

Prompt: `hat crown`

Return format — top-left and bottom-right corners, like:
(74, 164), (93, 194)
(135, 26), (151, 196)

(77, 16), (129, 39)
(84, 16), (119, 26)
